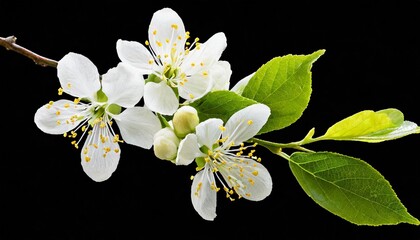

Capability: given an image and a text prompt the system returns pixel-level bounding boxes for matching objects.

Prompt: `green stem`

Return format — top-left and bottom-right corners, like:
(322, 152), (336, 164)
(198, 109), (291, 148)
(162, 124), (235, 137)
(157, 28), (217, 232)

(251, 138), (315, 154)
(157, 113), (171, 128)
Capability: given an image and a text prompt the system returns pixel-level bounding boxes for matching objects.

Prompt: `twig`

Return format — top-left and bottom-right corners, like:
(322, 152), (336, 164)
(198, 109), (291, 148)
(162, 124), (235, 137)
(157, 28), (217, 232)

(0, 36), (58, 68)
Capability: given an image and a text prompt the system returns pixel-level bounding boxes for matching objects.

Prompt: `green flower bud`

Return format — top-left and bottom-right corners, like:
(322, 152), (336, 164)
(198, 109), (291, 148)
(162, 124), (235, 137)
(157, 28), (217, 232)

(153, 127), (180, 162)
(173, 106), (199, 138)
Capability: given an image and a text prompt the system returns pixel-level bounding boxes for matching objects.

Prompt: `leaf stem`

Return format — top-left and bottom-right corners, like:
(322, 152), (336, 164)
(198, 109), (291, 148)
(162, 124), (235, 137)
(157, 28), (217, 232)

(251, 137), (315, 154)
(0, 35), (58, 68)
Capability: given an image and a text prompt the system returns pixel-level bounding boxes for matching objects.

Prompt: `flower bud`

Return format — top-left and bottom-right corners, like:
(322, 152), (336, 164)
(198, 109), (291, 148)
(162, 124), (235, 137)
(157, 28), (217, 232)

(153, 127), (180, 161)
(172, 106), (199, 138)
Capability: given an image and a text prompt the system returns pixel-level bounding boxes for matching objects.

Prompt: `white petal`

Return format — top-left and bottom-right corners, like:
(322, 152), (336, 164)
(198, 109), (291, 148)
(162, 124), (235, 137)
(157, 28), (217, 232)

(181, 32), (227, 75)
(231, 72), (254, 95)
(148, 8), (186, 58)
(219, 157), (272, 201)
(223, 103), (270, 146)
(57, 52), (100, 99)
(191, 167), (217, 221)
(176, 134), (204, 166)
(195, 118), (224, 148)
(144, 82), (179, 115)
(102, 62), (144, 108)
(210, 61), (232, 91)
(116, 39), (154, 74)
(114, 107), (161, 149)
(178, 74), (213, 101)
(34, 99), (88, 134)
(81, 125), (120, 182)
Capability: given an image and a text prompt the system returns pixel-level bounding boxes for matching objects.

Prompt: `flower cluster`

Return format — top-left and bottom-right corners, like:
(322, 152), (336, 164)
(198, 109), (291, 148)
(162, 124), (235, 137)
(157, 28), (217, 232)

(34, 7), (272, 220)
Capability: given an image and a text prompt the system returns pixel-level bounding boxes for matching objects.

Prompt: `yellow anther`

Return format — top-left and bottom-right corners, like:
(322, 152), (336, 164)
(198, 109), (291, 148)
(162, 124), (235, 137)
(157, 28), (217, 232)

(189, 93), (194, 99)
(46, 101), (53, 109)
(156, 41), (162, 47)
(153, 30), (157, 35)
(252, 170), (259, 176)
(64, 103), (70, 108)
(100, 122), (106, 128)
(191, 63), (195, 67)
(114, 148), (120, 153)
(171, 24), (178, 29)
(58, 88), (64, 95)
(202, 71), (208, 76)
(103, 147), (111, 153)
(74, 98), (80, 104)
(190, 175), (194, 180)
(248, 178), (255, 185)
(93, 143), (98, 149)
(85, 156), (91, 162)
(195, 37), (199, 42)
(245, 193), (251, 197)
(148, 59), (154, 64)
(63, 132), (67, 137)
(247, 120), (253, 125)
(185, 42), (191, 46)
(219, 125), (226, 131)
(83, 148), (88, 154)
(81, 125), (87, 132)
(145, 40), (149, 46)
(55, 110), (61, 116)
(113, 134), (123, 143)
(177, 35), (182, 40)
(56, 120), (61, 125)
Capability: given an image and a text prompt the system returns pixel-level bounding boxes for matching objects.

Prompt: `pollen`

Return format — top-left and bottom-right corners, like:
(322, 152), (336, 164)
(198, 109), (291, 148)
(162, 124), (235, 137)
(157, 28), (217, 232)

(46, 101), (54, 109)
(153, 30), (157, 35)
(247, 120), (253, 125)
(114, 148), (120, 153)
(64, 103), (70, 108)
(67, 83), (72, 89)
(252, 170), (259, 176)
(171, 24), (178, 29)
(148, 59), (154, 64)
(55, 110), (61, 116)
(189, 93), (194, 99)
(85, 156), (91, 162)
(56, 120), (61, 125)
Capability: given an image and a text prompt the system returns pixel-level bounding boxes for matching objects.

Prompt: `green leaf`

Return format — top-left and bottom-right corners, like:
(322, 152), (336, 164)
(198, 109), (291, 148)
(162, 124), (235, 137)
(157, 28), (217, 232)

(241, 49), (325, 134)
(318, 108), (419, 142)
(289, 151), (420, 226)
(190, 90), (257, 123)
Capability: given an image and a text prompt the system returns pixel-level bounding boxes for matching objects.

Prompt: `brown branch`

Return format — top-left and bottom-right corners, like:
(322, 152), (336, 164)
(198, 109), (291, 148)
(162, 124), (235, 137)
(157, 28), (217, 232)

(0, 35), (58, 68)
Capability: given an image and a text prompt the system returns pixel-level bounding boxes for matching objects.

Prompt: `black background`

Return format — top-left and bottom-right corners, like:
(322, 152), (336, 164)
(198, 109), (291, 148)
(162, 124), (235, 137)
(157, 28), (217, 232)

(1, 0), (419, 239)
